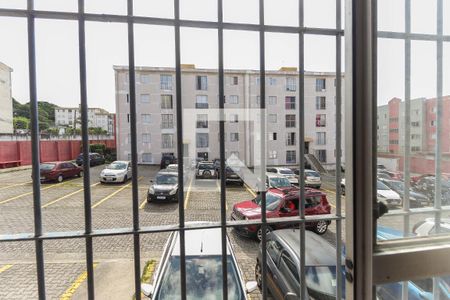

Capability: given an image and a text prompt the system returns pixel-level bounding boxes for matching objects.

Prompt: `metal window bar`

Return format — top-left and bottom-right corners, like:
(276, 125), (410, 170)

(0, 2), (347, 300)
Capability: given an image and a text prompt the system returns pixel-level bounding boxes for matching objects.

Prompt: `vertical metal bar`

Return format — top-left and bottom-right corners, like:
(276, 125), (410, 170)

(126, 1), (142, 299)
(335, 0), (343, 298)
(298, 0), (307, 298)
(217, 0), (228, 299)
(77, 1), (95, 298)
(27, 1), (46, 298)
(258, 0), (268, 299)
(174, 1), (187, 299)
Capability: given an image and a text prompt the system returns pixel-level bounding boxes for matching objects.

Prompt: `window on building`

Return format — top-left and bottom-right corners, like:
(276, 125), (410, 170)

(196, 133), (209, 148)
(315, 149), (327, 163)
(286, 132), (296, 146)
(231, 76), (238, 85)
(142, 153), (152, 163)
(316, 114), (326, 127)
(389, 117), (399, 122)
(286, 77), (296, 91)
(161, 134), (174, 148)
(411, 134), (420, 140)
(268, 114), (277, 123)
(316, 78), (326, 91)
(161, 95), (173, 109)
(140, 94), (150, 103)
(411, 146), (421, 152)
(160, 74), (172, 90)
(127, 114), (130, 123)
(228, 95), (239, 104)
(161, 114), (174, 129)
(316, 132), (326, 145)
(196, 75), (208, 90)
(196, 114), (208, 128)
(142, 133), (151, 144)
(230, 133), (239, 142)
(269, 77), (277, 85)
(269, 132), (277, 141)
(286, 150), (296, 163)
(316, 96), (326, 110)
(411, 121), (420, 127)
(141, 114), (151, 124)
(430, 120), (436, 127)
(126, 94), (129, 103)
(196, 95), (208, 109)
(268, 96), (277, 105)
(389, 128), (399, 133)
(140, 74), (150, 84)
(269, 150), (277, 159)
(197, 152), (208, 160)
(286, 114), (296, 128)
(285, 96), (296, 109)
(229, 114), (239, 123)
(389, 140), (399, 144)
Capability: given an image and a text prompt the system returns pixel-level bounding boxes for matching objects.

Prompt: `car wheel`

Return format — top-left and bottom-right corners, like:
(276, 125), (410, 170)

(78, 171), (83, 178)
(314, 220), (328, 235)
(255, 262), (262, 290)
(57, 175), (64, 183)
(256, 226), (271, 242)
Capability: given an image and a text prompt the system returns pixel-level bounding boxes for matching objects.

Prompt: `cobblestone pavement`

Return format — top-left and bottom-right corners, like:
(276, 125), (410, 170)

(0, 165), (437, 299)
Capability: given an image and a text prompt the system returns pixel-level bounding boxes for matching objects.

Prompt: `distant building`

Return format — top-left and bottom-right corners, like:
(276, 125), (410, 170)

(114, 65), (345, 167)
(0, 62), (13, 134)
(54, 106), (115, 135)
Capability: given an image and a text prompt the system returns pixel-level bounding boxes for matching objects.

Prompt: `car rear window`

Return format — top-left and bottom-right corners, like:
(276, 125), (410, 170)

(279, 169), (294, 175)
(305, 171), (319, 177)
(199, 164), (214, 170)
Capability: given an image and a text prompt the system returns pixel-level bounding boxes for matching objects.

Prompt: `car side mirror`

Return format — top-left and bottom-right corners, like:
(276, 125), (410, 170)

(245, 281), (258, 293)
(141, 283), (154, 298)
(284, 292), (298, 300)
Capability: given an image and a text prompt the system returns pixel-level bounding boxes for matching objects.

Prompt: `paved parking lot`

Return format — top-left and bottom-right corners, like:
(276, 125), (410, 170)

(0, 165), (439, 299)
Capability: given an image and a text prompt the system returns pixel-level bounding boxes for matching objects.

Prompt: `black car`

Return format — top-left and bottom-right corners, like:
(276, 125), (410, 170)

(160, 154), (177, 169)
(218, 166), (244, 186)
(75, 152), (105, 166)
(380, 178), (430, 207)
(147, 170), (178, 202)
(412, 175), (450, 205)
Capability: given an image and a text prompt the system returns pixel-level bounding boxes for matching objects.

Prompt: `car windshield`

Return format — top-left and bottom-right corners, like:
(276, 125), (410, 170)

(40, 163), (55, 170)
(199, 164), (214, 170)
(305, 265), (346, 299)
(254, 193), (282, 211)
(377, 181), (390, 190)
(305, 171), (319, 177)
(155, 256), (244, 300)
(107, 162), (127, 170)
(387, 181), (404, 191)
(156, 174), (178, 185)
(279, 169), (294, 175)
(269, 177), (291, 188)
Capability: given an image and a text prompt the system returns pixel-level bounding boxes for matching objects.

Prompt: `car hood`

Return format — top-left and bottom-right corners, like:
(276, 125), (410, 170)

(152, 184), (178, 191)
(233, 200), (262, 217)
(377, 189), (400, 199)
(101, 169), (127, 175)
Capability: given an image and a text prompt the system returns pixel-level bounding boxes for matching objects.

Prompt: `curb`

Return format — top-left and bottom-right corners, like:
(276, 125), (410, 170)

(0, 165), (32, 174)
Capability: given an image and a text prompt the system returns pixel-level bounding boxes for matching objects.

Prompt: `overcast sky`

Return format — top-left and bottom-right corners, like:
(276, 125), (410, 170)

(0, 0), (449, 112)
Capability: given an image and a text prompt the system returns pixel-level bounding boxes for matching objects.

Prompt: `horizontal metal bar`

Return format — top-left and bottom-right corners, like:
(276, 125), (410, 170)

(378, 31), (450, 42)
(0, 214), (344, 243)
(380, 205), (450, 217)
(0, 8), (344, 36)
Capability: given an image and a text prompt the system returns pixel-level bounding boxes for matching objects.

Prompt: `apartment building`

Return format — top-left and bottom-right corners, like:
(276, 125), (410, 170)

(0, 62), (13, 134)
(114, 65), (344, 167)
(55, 107), (115, 135)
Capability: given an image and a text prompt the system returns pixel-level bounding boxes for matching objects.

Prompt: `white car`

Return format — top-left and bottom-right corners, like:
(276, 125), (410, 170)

(266, 172), (292, 189)
(166, 164), (178, 172)
(266, 167), (298, 185)
(141, 223), (257, 299)
(99, 161), (132, 183)
(412, 218), (450, 236)
(377, 180), (401, 207)
(304, 169), (321, 189)
(196, 162), (217, 179)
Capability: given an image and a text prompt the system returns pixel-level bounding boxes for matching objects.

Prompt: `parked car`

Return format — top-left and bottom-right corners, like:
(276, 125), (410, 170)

(160, 154), (177, 169)
(292, 169), (322, 189)
(99, 161), (132, 183)
(378, 169), (403, 180)
(216, 165), (244, 186)
(231, 187), (331, 240)
(147, 170), (178, 202)
(75, 152), (105, 167)
(39, 161), (82, 183)
(266, 173), (292, 189)
(266, 167), (298, 185)
(412, 218), (450, 236)
(196, 161), (217, 179)
(255, 229), (345, 299)
(380, 178), (430, 207)
(377, 180), (402, 207)
(412, 175), (450, 205)
(141, 224), (258, 299)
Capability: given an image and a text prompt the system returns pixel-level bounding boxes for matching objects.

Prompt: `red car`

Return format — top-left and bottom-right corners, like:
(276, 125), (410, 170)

(39, 162), (83, 183)
(231, 186), (331, 241)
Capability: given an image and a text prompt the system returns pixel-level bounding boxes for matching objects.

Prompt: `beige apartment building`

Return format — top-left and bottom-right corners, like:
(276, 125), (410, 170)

(0, 62), (13, 134)
(55, 107), (115, 135)
(114, 65), (344, 168)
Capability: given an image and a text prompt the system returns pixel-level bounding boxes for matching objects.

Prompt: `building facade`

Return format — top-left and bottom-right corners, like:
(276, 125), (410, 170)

(55, 107), (115, 135)
(0, 62), (13, 134)
(114, 65), (344, 167)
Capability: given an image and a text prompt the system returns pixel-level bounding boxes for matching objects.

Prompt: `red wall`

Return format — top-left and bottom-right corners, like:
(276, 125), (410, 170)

(0, 139), (115, 166)
(379, 153), (450, 174)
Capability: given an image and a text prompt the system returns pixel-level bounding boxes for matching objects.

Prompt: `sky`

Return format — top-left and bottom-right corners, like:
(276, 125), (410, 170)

(0, 0), (449, 113)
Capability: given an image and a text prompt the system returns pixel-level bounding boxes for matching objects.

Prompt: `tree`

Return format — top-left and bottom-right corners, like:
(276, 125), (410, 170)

(13, 116), (29, 130)
(88, 127), (107, 135)
(47, 127), (60, 136)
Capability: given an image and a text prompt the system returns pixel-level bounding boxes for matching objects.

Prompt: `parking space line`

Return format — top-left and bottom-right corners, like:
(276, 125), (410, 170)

(91, 177), (143, 209)
(0, 264), (13, 274)
(215, 180), (228, 210)
(0, 181), (32, 191)
(59, 263), (98, 300)
(183, 177), (194, 210)
(244, 183), (257, 197)
(42, 183), (101, 208)
(0, 181), (70, 205)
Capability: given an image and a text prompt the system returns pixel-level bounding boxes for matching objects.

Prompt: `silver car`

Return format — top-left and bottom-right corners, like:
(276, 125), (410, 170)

(142, 223), (257, 299)
(99, 161), (132, 183)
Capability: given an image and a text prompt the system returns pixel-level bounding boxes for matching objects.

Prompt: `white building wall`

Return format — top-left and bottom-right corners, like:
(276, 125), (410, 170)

(0, 62), (13, 134)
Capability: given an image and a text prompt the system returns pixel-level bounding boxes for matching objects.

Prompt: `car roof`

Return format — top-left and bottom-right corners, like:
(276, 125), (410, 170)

(111, 160), (129, 164)
(273, 229), (339, 266)
(172, 226), (230, 256)
(158, 169), (178, 175)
